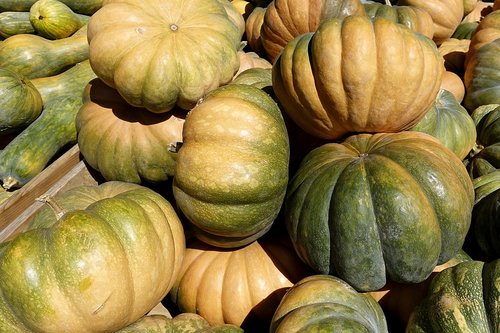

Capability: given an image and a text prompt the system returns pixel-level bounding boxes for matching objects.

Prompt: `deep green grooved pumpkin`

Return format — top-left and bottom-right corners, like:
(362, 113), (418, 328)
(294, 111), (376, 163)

(0, 12), (34, 39)
(0, 68), (43, 135)
(87, 0), (243, 113)
(173, 84), (289, 248)
(0, 181), (185, 332)
(76, 78), (185, 184)
(285, 131), (474, 291)
(272, 15), (444, 140)
(270, 275), (389, 332)
(406, 259), (500, 332)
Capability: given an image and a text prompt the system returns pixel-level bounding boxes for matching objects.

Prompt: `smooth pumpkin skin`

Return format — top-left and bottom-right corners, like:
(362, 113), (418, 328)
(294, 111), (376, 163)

(87, 0), (243, 113)
(172, 84), (289, 248)
(0, 68), (43, 135)
(272, 15), (444, 140)
(437, 37), (470, 76)
(0, 12), (35, 38)
(410, 89), (476, 160)
(363, 1), (434, 39)
(270, 275), (388, 333)
(244, 6), (266, 56)
(76, 78), (185, 184)
(170, 235), (310, 329)
(232, 67), (272, 89)
(260, 0), (367, 63)
(285, 131), (474, 292)
(234, 50), (272, 78)
(439, 71), (465, 102)
(0, 182), (186, 332)
(406, 259), (500, 333)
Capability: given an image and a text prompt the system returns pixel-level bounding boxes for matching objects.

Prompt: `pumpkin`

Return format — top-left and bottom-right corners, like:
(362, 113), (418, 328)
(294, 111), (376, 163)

(234, 50), (272, 78)
(230, 0), (255, 19)
(169, 234), (311, 330)
(406, 259), (500, 332)
(259, 0), (367, 63)
(463, 0), (479, 16)
(87, 0), (243, 113)
(410, 89), (476, 160)
(451, 21), (478, 39)
(244, 6), (266, 56)
(0, 181), (186, 332)
(461, 0), (493, 23)
(172, 84), (289, 248)
(285, 131), (474, 292)
(272, 15), (444, 140)
(398, 0), (464, 45)
(75, 78), (185, 184)
(270, 275), (389, 332)
(439, 70), (465, 102)
(466, 104), (500, 178)
(437, 37), (470, 76)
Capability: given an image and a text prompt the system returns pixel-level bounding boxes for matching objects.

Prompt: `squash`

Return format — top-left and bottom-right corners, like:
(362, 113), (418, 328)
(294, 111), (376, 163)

(170, 234), (311, 330)
(285, 131), (474, 291)
(0, 68), (43, 135)
(406, 259), (500, 332)
(87, 0), (243, 113)
(462, 1), (493, 23)
(0, 25), (88, 79)
(0, 12), (34, 39)
(244, 6), (266, 56)
(260, 0), (366, 63)
(232, 67), (272, 89)
(0, 95), (83, 189)
(451, 21), (478, 39)
(0, 181), (185, 332)
(29, 0), (90, 40)
(437, 37), (470, 76)
(363, 0), (434, 39)
(409, 89), (476, 160)
(76, 78), (185, 184)
(439, 70), (465, 102)
(230, 0), (255, 19)
(172, 84), (289, 248)
(234, 50), (272, 78)
(272, 15), (444, 140)
(270, 275), (389, 332)
(463, 0), (479, 16)
(0, 0), (103, 14)
(0, 0), (38, 11)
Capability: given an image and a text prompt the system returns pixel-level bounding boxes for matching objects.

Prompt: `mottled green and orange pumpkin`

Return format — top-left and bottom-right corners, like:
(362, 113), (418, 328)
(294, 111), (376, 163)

(285, 131), (474, 291)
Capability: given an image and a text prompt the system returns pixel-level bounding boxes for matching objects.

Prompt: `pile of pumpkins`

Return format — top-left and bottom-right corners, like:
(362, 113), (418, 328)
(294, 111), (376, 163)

(0, 0), (499, 331)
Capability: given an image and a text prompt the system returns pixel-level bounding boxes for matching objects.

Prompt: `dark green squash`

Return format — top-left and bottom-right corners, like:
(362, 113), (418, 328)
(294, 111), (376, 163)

(285, 131), (474, 291)
(451, 21), (478, 39)
(0, 12), (34, 39)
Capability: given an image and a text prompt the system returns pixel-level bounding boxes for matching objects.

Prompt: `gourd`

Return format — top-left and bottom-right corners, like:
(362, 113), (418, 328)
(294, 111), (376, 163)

(87, 0), (243, 113)
(232, 67), (272, 90)
(440, 70), (465, 102)
(244, 6), (266, 55)
(270, 275), (389, 332)
(29, 0), (90, 39)
(259, 0), (367, 62)
(451, 21), (479, 39)
(0, 0), (103, 15)
(172, 84), (289, 248)
(437, 37), (470, 76)
(285, 131), (474, 291)
(0, 25), (88, 79)
(409, 89), (476, 160)
(0, 181), (185, 332)
(406, 259), (500, 332)
(272, 15), (444, 140)
(0, 68), (43, 135)
(234, 50), (272, 78)
(76, 78), (185, 184)
(0, 12), (34, 39)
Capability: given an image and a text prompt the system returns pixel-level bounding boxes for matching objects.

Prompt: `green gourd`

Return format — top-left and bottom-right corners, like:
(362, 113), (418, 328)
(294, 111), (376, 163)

(0, 12), (34, 39)
(0, 0), (102, 15)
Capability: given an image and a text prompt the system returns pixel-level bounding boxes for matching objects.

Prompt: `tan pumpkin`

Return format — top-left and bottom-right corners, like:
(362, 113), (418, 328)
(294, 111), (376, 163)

(259, 0), (366, 63)
(169, 234), (311, 330)
(233, 50), (272, 78)
(461, 1), (493, 23)
(440, 70), (465, 102)
(272, 15), (444, 140)
(230, 0), (255, 19)
(463, 0), (479, 16)
(245, 6), (266, 56)
(438, 37), (470, 75)
(464, 9), (500, 69)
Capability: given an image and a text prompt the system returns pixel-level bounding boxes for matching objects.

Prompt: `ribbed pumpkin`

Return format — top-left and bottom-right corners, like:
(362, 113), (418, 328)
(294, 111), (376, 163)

(466, 104), (500, 178)
(232, 67), (272, 89)
(406, 259), (500, 332)
(0, 68), (43, 134)
(285, 131), (474, 292)
(409, 89), (476, 160)
(259, 0), (367, 63)
(440, 70), (465, 102)
(172, 84), (289, 248)
(234, 50), (272, 78)
(169, 235), (310, 330)
(76, 78), (185, 184)
(0, 181), (186, 332)
(272, 15), (444, 140)
(437, 37), (470, 76)
(270, 275), (389, 332)
(244, 6), (266, 55)
(87, 0), (243, 113)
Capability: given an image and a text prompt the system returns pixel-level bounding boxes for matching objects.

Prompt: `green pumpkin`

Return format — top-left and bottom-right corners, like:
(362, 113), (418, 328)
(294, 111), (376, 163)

(410, 89), (476, 160)
(270, 275), (388, 332)
(451, 21), (478, 40)
(285, 131), (474, 291)
(406, 259), (500, 332)
(0, 12), (34, 39)
(232, 67), (272, 90)
(173, 84), (289, 248)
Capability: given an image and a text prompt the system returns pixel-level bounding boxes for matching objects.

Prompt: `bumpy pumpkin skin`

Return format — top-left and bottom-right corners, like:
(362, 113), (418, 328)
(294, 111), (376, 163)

(172, 84), (289, 248)
(273, 15), (444, 140)
(260, 0), (367, 63)
(270, 275), (388, 333)
(87, 0), (243, 113)
(406, 259), (500, 333)
(0, 182), (186, 332)
(285, 131), (474, 292)
(76, 78), (185, 184)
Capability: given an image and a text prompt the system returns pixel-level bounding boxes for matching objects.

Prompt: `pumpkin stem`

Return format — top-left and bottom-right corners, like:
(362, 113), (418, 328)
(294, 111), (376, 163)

(36, 194), (66, 220)
(169, 142), (183, 153)
(468, 143), (483, 158)
(384, 0), (392, 6)
(2, 176), (19, 190)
